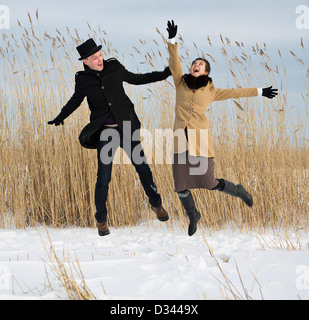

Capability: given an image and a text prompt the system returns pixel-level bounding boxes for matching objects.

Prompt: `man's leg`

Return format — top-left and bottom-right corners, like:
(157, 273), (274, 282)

(123, 136), (169, 221)
(95, 127), (120, 235)
(94, 157), (112, 223)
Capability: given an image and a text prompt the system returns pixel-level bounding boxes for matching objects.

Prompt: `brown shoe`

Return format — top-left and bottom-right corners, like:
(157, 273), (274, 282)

(97, 221), (110, 236)
(151, 205), (169, 222)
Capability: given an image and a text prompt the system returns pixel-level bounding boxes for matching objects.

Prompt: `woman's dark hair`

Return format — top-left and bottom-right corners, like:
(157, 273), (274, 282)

(191, 57), (211, 74)
(182, 57), (212, 90)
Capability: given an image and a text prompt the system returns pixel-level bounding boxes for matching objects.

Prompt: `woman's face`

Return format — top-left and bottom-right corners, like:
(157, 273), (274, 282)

(190, 59), (209, 77)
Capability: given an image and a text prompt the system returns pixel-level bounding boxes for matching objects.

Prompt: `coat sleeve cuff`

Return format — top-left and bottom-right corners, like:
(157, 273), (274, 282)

(167, 38), (176, 44)
(257, 88), (262, 96)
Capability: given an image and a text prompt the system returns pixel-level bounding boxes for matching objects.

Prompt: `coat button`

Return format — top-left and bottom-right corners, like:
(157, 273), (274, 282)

(101, 86), (104, 90)
(97, 73), (100, 76)
(108, 103), (112, 106)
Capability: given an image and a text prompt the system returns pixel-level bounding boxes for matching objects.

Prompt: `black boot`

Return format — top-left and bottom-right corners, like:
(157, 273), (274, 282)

(178, 190), (201, 236)
(219, 179), (253, 207)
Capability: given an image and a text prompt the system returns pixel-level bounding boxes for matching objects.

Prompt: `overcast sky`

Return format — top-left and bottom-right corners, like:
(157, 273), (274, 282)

(1, 1), (308, 90)
(2, 0), (308, 49)
(1, 0), (308, 136)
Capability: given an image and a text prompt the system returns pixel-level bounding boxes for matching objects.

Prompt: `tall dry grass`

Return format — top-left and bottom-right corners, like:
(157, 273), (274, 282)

(0, 12), (308, 232)
(42, 227), (96, 300)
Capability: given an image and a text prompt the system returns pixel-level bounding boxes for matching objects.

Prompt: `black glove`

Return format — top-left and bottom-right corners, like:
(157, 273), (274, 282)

(262, 86), (278, 99)
(163, 66), (171, 77)
(166, 20), (177, 39)
(48, 116), (64, 126)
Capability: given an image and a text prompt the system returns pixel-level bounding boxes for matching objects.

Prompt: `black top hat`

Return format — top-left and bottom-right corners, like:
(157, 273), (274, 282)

(76, 38), (102, 60)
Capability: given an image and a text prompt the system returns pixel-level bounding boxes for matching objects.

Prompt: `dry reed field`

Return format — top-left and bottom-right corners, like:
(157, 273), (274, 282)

(0, 12), (308, 232)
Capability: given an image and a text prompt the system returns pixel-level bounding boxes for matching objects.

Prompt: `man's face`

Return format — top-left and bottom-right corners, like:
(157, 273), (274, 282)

(83, 51), (104, 71)
(190, 59), (208, 78)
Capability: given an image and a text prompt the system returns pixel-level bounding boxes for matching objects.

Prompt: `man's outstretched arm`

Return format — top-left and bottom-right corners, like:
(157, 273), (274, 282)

(122, 64), (171, 85)
(48, 74), (85, 126)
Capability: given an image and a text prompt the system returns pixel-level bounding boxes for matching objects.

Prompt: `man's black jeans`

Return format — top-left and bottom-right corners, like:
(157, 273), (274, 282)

(94, 126), (162, 223)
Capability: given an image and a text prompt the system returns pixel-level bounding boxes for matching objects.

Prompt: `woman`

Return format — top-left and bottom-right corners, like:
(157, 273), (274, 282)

(166, 21), (278, 236)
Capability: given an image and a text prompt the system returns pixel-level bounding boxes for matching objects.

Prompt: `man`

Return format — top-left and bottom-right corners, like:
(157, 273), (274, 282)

(48, 38), (171, 236)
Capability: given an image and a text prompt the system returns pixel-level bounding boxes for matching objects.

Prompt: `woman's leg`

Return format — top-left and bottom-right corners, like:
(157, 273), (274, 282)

(202, 156), (253, 207)
(177, 189), (201, 236)
(211, 179), (253, 207)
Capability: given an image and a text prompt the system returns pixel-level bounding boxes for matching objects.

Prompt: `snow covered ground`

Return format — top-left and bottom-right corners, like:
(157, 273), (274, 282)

(0, 221), (309, 300)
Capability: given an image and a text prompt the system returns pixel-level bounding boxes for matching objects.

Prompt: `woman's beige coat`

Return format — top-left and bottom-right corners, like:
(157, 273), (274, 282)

(168, 42), (258, 158)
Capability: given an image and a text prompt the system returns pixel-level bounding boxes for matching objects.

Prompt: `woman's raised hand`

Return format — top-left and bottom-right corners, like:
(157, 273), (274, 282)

(167, 20), (178, 39)
(262, 86), (278, 99)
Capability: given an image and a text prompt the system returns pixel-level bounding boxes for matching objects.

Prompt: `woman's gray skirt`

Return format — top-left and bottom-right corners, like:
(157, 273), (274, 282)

(172, 151), (218, 192)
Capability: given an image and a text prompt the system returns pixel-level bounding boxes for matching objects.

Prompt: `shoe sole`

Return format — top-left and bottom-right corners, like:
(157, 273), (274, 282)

(98, 230), (110, 236)
(188, 212), (201, 236)
(151, 206), (169, 222)
(157, 215), (169, 222)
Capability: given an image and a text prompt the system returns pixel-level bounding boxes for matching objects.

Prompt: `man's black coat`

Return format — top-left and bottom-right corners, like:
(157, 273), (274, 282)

(54, 58), (170, 149)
